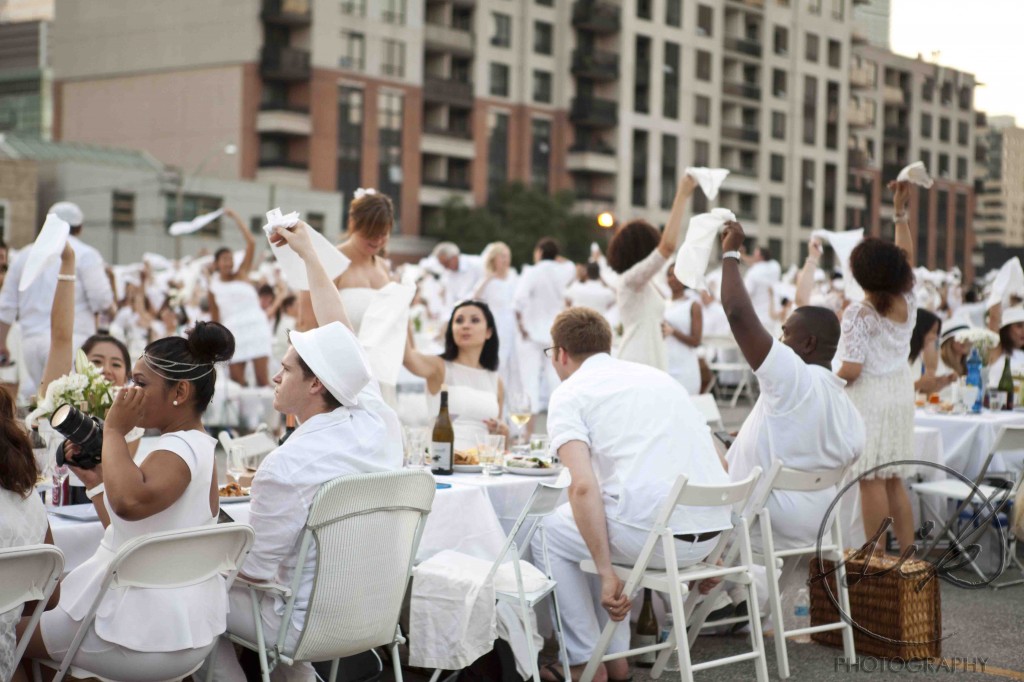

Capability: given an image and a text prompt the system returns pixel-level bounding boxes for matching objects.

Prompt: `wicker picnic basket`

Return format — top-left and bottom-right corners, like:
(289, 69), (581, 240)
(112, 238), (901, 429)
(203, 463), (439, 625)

(809, 550), (941, 660)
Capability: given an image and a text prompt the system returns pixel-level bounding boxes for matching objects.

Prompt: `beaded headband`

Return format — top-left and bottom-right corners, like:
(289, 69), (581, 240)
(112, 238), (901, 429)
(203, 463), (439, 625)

(142, 352), (216, 381)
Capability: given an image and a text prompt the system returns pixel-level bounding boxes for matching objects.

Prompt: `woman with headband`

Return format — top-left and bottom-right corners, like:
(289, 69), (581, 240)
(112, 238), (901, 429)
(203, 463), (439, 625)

(17, 320), (235, 680)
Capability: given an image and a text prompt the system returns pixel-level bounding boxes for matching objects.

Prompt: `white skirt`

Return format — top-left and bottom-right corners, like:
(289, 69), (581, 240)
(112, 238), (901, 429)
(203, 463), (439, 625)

(846, 364), (915, 480)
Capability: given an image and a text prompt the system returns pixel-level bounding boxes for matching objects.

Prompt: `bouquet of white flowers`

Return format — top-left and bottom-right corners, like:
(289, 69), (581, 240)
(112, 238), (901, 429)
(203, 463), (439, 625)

(954, 328), (1000, 365)
(25, 349), (116, 429)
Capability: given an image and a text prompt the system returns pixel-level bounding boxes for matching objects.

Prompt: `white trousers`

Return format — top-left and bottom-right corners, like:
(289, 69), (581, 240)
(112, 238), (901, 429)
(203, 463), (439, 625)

(533, 504), (717, 666)
(202, 584), (312, 682)
(517, 338), (560, 413)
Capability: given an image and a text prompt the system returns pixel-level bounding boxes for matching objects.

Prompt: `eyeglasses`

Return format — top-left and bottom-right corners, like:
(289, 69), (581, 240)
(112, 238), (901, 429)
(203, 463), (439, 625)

(543, 346), (559, 358)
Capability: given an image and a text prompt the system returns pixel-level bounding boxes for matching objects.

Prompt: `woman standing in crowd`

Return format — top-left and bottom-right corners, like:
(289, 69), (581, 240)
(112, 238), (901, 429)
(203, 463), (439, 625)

(208, 208), (272, 387)
(607, 175), (697, 370)
(473, 241), (519, 388)
(664, 266), (703, 394)
(835, 180), (917, 554)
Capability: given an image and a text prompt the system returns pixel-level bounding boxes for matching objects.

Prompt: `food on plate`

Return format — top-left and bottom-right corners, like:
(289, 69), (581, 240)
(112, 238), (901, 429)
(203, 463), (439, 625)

(219, 482), (249, 497)
(504, 456), (555, 469)
(939, 401), (954, 413)
(454, 448), (479, 465)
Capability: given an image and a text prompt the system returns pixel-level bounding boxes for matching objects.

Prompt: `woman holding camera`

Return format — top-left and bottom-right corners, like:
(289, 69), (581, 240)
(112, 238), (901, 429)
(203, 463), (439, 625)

(16, 321), (235, 681)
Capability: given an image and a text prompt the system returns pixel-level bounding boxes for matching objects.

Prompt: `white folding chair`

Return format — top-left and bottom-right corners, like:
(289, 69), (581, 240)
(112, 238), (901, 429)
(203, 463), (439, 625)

(687, 461), (855, 679)
(218, 428), (278, 471)
(703, 335), (757, 408)
(0, 544), (64, 675)
(210, 470), (436, 682)
(33, 524), (255, 682)
(425, 473), (573, 682)
(578, 468), (768, 682)
(689, 393), (725, 431)
(911, 425), (1024, 588)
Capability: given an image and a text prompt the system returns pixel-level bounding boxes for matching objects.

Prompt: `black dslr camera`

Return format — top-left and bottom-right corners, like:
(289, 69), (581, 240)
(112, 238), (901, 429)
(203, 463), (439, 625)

(52, 404), (105, 470)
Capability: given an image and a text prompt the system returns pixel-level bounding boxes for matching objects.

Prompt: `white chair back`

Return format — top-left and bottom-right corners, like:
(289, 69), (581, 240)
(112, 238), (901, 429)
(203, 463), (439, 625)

(288, 470), (436, 663)
(766, 462), (848, 494)
(487, 471), (571, 579)
(689, 393), (725, 430)
(658, 469), (761, 523)
(0, 544), (63, 670)
(218, 430), (277, 469)
(993, 426), (1024, 462)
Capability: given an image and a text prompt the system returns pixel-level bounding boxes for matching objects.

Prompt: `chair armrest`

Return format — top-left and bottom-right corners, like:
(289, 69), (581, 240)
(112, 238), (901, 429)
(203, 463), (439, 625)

(235, 574), (292, 598)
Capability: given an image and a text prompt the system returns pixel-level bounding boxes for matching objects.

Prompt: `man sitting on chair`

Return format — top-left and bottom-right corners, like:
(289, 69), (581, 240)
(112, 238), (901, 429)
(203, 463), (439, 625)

(534, 307), (731, 682)
(207, 222), (402, 682)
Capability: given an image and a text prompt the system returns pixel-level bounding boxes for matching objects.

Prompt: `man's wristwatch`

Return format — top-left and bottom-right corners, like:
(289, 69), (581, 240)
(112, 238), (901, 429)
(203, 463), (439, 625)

(722, 250), (742, 261)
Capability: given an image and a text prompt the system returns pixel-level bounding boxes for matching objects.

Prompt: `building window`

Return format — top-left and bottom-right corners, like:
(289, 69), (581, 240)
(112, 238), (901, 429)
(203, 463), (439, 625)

(382, 39), (405, 77)
(536, 0), (554, 5)
(921, 113), (932, 138)
(340, 0), (365, 16)
(0, 200), (7, 241)
(340, 31), (365, 70)
(696, 50), (712, 81)
(693, 139), (710, 166)
(632, 129), (649, 207)
(488, 111), (509, 201)
(808, 0), (821, 14)
(957, 120), (969, 146)
(695, 95), (710, 125)
(832, 0), (844, 19)
(664, 42), (680, 119)
(306, 213), (325, 232)
(378, 91), (404, 227)
(938, 152), (950, 177)
(697, 5), (713, 36)
(769, 196), (783, 224)
(531, 118), (551, 190)
(959, 86), (972, 111)
(337, 86), (363, 225)
(490, 63), (510, 97)
(772, 111), (786, 140)
(805, 33), (819, 63)
(166, 194), (222, 235)
(956, 156), (968, 181)
(637, 0), (652, 20)
(922, 78), (934, 102)
(828, 39), (841, 68)
(666, 0), (682, 27)
(939, 117), (950, 142)
(661, 134), (678, 209)
(534, 21), (553, 55)
(492, 13), (511, 47)
(634, 35), (651, 114)
(803, 75), (817, 145)
(772, 69), (787, 97)
(773, 26), (788, 55)
(382, 0), (406, 24)
(532, 70), (552, 103)
(936, 189), (949, 265)
(770, 154), (785, 182)
(112, 192), (135, 230)
(800, 159), (814, 227)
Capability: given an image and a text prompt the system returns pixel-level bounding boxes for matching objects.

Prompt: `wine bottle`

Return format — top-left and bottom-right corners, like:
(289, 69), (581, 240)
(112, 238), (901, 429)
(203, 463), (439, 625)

(431, 389), (454, 476)
(633, 588), (658, 667)
(279, 414), (297, 445)
(999, 356), (1015, 411)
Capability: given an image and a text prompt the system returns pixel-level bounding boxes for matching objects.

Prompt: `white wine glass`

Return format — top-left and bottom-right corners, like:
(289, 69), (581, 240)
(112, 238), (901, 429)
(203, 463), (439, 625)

(226, 449), (247, 487)
(507, 391), (532, 447)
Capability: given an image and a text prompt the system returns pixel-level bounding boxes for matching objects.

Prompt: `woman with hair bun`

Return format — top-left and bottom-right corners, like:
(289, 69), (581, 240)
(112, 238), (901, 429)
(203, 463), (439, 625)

(836, 179), (917, 554)
(17, 322), (236, 680)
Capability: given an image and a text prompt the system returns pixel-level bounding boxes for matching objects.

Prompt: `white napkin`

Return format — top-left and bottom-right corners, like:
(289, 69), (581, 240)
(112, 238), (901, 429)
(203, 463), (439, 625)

(355, 283), (417, 385)
(811, 229), (865, 302)
(20, 213), (70, 292)
(262, 208), (350, 291)
(986, 257), (1024, 309)
(685, 167), (730, 200)
(673, 208), (736, 291)
(897, 161), (934, 189)
(168, 208), (224, 237)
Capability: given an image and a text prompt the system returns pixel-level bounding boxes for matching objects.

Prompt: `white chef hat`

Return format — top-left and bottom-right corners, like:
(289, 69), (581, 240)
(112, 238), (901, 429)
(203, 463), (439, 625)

(48, 201), (84, 227)
(289, 321), (371, 407)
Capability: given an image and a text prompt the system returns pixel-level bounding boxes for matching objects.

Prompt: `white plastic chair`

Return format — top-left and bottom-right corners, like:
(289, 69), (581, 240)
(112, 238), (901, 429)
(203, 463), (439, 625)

(210, 469), (436, 682)
(425, 473), (573, 682)
(578, 468), (768, 682)
(0, 544), (64, 675)
(218, 429), (278, 471)
(689, 393), (725, 431)
(703, 335), (757, 408)
(33, 523), (255, 682)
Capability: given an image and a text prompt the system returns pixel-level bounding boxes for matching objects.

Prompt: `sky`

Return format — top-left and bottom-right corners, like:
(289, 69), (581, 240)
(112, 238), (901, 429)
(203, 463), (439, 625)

(889, 0), (1024, 124)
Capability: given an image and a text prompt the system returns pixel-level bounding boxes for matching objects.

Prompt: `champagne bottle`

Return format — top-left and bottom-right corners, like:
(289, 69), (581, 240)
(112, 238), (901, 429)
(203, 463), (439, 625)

(431, 389), (454, 475)
(633, 588), (658, 667)
(999, 356), (1015, 411)
(279, 414), (297, 445)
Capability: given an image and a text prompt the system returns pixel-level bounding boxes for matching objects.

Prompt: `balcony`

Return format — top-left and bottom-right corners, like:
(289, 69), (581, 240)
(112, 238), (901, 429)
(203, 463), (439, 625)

(422, 129), (475, 158)
(257, 105), (311, 136)
(724, 36), (762, 57)
(884, 125), (909, 141)
(260, 45), (310, 81)
(424, 124), (472, 140)
(261, 0), (311, 26)
(847, 103), (872, 128)
(423, 176), (471, 191)
(723, 81), (761, 100)
(420, 182), (474, 207)
(424, 23), (473, 54)
(883, 85), (905, 105)
(423, 77), (474, 106)
(570, 96), (617, 128)
(572, 0), (621, 34)
(567, 149), (618, 175)
(722, 125), (760, 143)
(257, 158), (309, 187)
(726, 0), (765, 7)
(732, 166), (758, 178)
(850, 65), (873, 89)
(848, 148), (870, 169)
(572, 49), (619, 82)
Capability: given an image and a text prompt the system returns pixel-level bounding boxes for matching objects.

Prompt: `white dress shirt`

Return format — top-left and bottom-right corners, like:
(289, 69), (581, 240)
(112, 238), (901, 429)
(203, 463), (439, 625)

(242, 380), (403, 631)
(442, 255), (484, 311)
(565, 280), (616, 315)
(743, 260), (781, 325)
(547, 353), (731, 534)
(0, 236), (113, 339)
(727, 339), (864, 549)
(514, 260), (576, 344)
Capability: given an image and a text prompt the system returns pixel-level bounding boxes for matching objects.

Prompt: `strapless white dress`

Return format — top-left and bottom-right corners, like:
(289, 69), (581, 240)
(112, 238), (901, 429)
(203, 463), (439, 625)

(210, 277), (272, 362)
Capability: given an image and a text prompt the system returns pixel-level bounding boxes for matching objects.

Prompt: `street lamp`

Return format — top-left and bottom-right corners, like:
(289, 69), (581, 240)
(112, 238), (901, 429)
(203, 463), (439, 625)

(597, 211), (615, 229)
(174, 143), (238, 259)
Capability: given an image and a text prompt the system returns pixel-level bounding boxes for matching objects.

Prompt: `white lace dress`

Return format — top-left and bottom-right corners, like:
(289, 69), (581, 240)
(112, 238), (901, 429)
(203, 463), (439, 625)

(0, 489), (48, 680)
(837, 290), (917, 479)
(615, 249), (669, 371)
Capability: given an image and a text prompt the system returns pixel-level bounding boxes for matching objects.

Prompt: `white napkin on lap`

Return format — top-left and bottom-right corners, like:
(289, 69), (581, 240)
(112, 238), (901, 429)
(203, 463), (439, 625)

(168, 208), (224, 236)
(986, 257), (1024, 309)
(685, 167), (730, 201)
(262, 208), (350, 290)
(674, 208), (736, 291)
(812, 229), (865, 302)
(20, 213), (70, 292)
(897, 161), (934, 189)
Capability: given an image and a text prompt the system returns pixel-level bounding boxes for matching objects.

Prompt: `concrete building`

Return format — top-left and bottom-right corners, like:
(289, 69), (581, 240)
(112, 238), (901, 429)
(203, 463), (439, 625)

(850, 0), (889, 49)
(846, 44), (976, 280)
(0, 20), (52, 139)
(974, 115), (1024, 273)
(0, 0), (53, 22)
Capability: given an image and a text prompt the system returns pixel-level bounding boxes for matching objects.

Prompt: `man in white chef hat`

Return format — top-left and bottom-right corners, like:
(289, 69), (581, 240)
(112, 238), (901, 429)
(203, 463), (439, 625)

(207, 220), (402, 682)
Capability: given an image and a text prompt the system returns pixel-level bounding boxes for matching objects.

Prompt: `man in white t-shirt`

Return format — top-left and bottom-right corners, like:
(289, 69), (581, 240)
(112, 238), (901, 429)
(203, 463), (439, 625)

(565, 262), (616, 323)
(743, 246), (782, 326)
(431, 241), (483, 317)
(533, 307), (730, 682)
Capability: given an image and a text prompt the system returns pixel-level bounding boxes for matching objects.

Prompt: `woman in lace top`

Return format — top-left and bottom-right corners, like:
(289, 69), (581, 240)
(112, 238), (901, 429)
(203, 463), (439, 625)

(836, 180), (917, 554)
(607, 175), (697, 370)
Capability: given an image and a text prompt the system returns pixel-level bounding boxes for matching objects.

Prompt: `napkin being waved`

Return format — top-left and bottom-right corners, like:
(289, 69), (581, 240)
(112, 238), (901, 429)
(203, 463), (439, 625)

(262, 208), (350, 290)
(673, 208), (736, 291)
(684, 167), (730, 201)
(985, 257), (1024, 310)
(20, 213), (71, 292)
(811, 228), (865, 302)
(896, 161), (934, 189)
(168, 208), (224, 237)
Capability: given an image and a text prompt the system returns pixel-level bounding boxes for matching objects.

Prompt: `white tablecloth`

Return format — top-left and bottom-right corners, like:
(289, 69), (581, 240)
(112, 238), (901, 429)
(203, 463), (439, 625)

(914, 409), (1024, 479)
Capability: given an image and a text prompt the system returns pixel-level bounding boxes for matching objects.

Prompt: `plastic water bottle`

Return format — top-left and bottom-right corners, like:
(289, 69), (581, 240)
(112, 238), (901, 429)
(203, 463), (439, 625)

(658, 612), (680, 671)
(966, 347), (984, 413)
(792, 588), (811, 643)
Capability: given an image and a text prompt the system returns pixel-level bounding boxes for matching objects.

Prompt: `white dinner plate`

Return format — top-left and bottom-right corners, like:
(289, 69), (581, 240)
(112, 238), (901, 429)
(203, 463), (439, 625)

(504, 465), (563, 477)
(219, 494), (251, 504)
(453, 464), (483, 473)
(48, 505), (100, 522)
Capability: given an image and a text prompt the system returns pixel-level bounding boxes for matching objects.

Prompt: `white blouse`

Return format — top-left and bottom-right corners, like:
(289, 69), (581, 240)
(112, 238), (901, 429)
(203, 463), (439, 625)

(837, 289), (918, 377)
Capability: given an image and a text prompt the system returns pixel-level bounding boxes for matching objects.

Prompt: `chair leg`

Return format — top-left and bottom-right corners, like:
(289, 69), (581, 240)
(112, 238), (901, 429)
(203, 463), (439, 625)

(511, 556), (542, 682)
(428, 669), (443, 682)
(759, 510), (790, 680)
(249, 587), (272, 682)
(738, 532), (769, 682)
(547, 590), (572, 682)
(204, 640), (218, 682)
(579, 618), (618, 682)
(834, 552), (858, 664)
(663, 563), (696, 682)
(328, 658), (340, 682)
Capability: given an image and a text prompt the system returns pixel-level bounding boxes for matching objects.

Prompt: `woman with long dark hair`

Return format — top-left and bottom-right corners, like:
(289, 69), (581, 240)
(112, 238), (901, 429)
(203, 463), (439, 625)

(403, 300), (509, 450)
(909, 309), (957, 394)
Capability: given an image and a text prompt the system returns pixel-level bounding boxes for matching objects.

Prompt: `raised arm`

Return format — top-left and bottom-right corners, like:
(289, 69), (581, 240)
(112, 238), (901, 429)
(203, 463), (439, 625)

(270, 222), (352, 331)
(402, 322), (444, 392)
(38, 242), (77, 397)
(657, 174), (698, 258)
(889, 180), (913, 265)
(719, 221), (774, 370)
(795, 238), (822, 307)
(226, 208), (256, 279)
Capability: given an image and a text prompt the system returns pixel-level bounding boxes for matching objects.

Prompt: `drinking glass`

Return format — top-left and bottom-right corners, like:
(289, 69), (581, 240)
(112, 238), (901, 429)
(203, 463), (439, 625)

(403, 426), (430, 470)
(988, 388), (1006, 412)
(476, 433), (506, 476)
(226, 449), (247, 486)
(507, 391), (532, 446)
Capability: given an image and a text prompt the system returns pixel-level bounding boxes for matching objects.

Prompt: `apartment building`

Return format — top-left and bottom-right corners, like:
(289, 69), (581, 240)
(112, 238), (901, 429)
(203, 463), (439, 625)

(846, 44), (976, 279)
(0, 20), (51, 139)
(850, 0), (889, 49)
(974, 115), (1024, 272)
(0, 0), (53, 22)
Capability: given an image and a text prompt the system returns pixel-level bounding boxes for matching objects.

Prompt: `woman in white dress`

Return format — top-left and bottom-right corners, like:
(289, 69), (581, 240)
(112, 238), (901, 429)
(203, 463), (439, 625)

(17, 322), (235, 681)
(836, 180), (917, 554)
(473, 241), (519, 388)
(208, 208), (272, 386)
(663, 267), (703, 394)
(403, 300), (509, 451)
(607, 175), (697, 370)
(986, 305), (1024, 387)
